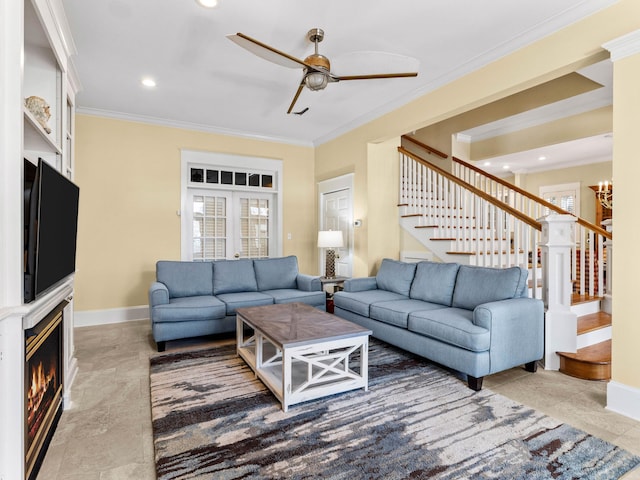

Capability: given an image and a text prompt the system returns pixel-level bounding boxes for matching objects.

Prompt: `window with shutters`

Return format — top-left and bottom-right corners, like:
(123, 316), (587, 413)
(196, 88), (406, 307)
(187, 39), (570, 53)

(540, 182), (580, 217)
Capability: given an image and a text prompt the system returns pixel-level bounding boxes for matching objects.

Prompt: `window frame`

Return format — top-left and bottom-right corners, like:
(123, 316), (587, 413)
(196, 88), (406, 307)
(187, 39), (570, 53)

(180, 150), (283, 261)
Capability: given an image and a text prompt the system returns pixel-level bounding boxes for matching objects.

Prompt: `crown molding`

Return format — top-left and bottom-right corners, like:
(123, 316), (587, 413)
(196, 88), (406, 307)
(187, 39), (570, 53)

(603, 29), (640, 62)
(75, 108), (314, 148)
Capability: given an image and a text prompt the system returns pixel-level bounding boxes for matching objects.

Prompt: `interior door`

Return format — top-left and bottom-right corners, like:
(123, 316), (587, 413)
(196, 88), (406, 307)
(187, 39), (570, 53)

(186, 190), (274, 260)
(321, 188), (352, 277)
(187, 189), (234, 260)
(233, 192), (273, 259)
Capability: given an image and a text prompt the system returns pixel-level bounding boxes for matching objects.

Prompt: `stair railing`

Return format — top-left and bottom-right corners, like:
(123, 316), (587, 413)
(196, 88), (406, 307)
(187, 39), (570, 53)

(399, 147), (543, 298)
(451, 156), (611, 298)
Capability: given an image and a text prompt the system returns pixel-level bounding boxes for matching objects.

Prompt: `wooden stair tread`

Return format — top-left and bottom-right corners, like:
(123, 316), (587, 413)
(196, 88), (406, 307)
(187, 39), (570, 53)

(557, 340), (611, 381)
(571, 293), (601, 305)
(446, 250), (523, 255)
(577, 312), (611, 335)
(557, 340), (611, 364)
(431, 237), (507, 241)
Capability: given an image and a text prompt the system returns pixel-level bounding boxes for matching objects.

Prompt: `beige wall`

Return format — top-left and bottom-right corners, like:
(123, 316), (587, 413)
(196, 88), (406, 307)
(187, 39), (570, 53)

(518, 161), (612, 225)
(471, 106), (612, 160)
(611, 45), (640, 389)
(74, 115), (315, 311)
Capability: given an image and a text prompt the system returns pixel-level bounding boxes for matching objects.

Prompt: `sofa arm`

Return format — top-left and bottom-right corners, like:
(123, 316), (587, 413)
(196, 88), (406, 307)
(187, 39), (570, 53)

(296, 274), (322, 291)
(344, 277), (378, 292)
(473, 297), (544, 374)
(149, 282), (170, 308)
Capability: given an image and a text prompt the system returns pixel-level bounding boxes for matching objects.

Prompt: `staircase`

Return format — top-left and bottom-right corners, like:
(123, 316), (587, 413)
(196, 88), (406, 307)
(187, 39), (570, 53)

(398, 137), (612, 380)
(558, 296), (612, 381)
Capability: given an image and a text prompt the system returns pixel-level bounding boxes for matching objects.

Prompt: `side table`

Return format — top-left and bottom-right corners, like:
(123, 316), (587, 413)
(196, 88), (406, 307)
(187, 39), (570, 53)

(320, 276), (349, 313)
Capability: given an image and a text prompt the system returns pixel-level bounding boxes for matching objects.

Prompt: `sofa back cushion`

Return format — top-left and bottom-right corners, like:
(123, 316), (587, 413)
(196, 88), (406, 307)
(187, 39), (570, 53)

(213, 259), (258, 295)
(253, 256), (299, 291)
(375, 259), (416, 296)
(409, 261), (460, 306)
(156, 261), (213, 298)
(452, 265), (527, 310)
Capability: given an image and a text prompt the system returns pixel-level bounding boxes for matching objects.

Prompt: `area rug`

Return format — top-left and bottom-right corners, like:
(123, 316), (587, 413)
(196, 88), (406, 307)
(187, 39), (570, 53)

(150, 341), (640, 480)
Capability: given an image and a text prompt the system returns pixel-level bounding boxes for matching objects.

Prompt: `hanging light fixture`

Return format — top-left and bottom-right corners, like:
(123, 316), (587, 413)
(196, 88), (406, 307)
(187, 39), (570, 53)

(303, 28), (329, 91)
(597, 181), (613, 209)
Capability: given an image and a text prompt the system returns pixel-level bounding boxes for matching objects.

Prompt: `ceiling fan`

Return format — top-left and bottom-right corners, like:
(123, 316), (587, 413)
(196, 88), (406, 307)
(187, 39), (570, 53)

(227, 28), (419, 114)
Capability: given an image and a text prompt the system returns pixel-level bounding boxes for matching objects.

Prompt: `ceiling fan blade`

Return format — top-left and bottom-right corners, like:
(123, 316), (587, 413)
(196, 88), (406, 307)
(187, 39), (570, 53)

(287, 81), (306, 114)
(227, 33), (308, 69)
(333, 72), (418, 81)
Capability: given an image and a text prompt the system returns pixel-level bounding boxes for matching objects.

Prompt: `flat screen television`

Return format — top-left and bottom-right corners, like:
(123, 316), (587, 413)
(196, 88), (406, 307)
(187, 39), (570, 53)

(24, 158), (80, 303)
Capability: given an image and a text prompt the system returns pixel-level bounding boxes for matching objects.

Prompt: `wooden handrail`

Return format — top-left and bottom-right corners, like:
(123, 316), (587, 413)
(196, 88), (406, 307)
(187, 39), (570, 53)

(402, 135), (448, 159)
(451, 156), (612, 240)
(399, 147), (542, 231)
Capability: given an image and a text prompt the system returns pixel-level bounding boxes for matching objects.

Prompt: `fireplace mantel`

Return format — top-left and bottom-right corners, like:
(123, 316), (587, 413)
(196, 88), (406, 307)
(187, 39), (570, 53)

(0, 278), (77, 480)
(21, 277), (74, 330)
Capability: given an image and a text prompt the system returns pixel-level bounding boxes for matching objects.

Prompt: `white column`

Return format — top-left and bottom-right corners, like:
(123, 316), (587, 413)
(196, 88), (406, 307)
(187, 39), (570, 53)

(603, 29), (640, 421)
(538, 213), (577, 370)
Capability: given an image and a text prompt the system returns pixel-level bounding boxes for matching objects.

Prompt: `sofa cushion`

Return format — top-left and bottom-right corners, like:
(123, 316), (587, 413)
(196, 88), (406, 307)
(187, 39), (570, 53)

(263, 289), (326, 308)
(152, 295), (226, 323)
(451, 265), (526, 311)
(333, 290), (408, 317)
(375, 259), (417, 296)
(370, 299), (447, 329)
(213, 259), (258, 295)
(253, 256), (299, 291)
(409, 261), (460, 306)
(408, 308), (490, 352)
(156, 261), (213, 298)
(216, 291), (273, 315)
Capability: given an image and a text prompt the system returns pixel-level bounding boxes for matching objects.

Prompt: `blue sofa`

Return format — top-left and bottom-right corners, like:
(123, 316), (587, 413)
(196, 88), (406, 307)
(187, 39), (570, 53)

(333, 259), (544, 390)
(148, 256), (324, 351)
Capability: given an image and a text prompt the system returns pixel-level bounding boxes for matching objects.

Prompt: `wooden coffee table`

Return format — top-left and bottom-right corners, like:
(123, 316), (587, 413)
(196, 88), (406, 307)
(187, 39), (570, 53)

(236, 303), (372, 412)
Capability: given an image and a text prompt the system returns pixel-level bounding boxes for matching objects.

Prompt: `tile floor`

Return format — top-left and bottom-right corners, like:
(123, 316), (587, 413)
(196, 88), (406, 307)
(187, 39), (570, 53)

(37, 320), (640, 479)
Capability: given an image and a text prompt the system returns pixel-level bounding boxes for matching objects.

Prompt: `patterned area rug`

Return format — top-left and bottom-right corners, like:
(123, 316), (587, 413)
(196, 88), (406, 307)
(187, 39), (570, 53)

(150, 341), (640, 480)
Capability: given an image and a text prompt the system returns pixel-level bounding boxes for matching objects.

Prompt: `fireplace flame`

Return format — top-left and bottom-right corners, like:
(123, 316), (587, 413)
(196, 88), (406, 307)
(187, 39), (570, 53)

(27, 361), (57, 440)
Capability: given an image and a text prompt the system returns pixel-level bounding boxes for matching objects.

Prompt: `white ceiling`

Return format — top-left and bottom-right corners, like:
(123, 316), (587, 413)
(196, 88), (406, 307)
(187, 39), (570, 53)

(61, 0), (616, 149)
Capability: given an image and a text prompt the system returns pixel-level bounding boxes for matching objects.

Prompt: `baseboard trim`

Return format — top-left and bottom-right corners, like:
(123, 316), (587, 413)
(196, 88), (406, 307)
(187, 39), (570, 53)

(606, 380), (640, 421)
(75, 305), (149, 327)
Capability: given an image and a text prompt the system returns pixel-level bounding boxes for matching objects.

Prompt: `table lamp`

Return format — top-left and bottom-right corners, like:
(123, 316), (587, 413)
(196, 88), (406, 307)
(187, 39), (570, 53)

(318, 230), (344, 279)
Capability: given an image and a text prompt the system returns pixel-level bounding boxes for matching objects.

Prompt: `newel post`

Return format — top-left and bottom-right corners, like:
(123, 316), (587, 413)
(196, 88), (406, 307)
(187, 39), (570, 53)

(602, 219), (612, 314)
(538, 214), (578, 370)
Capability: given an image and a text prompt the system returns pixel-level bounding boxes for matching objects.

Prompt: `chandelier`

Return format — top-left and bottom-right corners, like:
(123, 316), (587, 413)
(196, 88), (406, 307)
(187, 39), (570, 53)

(597, 181), (613, 209)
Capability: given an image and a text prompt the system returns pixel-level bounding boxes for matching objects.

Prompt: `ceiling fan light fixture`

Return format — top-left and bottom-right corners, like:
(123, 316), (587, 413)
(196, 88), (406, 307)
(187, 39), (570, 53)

(304, 71), (328, 91)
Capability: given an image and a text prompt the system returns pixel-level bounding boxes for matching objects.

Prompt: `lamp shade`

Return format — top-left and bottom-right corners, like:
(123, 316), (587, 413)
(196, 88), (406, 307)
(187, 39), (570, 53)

(317, 230), (344, 248)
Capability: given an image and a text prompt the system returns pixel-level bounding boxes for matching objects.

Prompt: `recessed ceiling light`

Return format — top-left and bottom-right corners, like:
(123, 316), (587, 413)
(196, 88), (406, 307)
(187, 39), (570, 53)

(141, 77), (156, 88)
(538, 156), (546, 161)
(483, 161), (491, 166)
(503, 165), (510, 170)
(196, 0), (219, 7)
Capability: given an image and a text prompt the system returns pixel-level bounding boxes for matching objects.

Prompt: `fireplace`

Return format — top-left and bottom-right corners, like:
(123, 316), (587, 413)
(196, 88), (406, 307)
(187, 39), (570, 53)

(24, 300), (66, 480)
